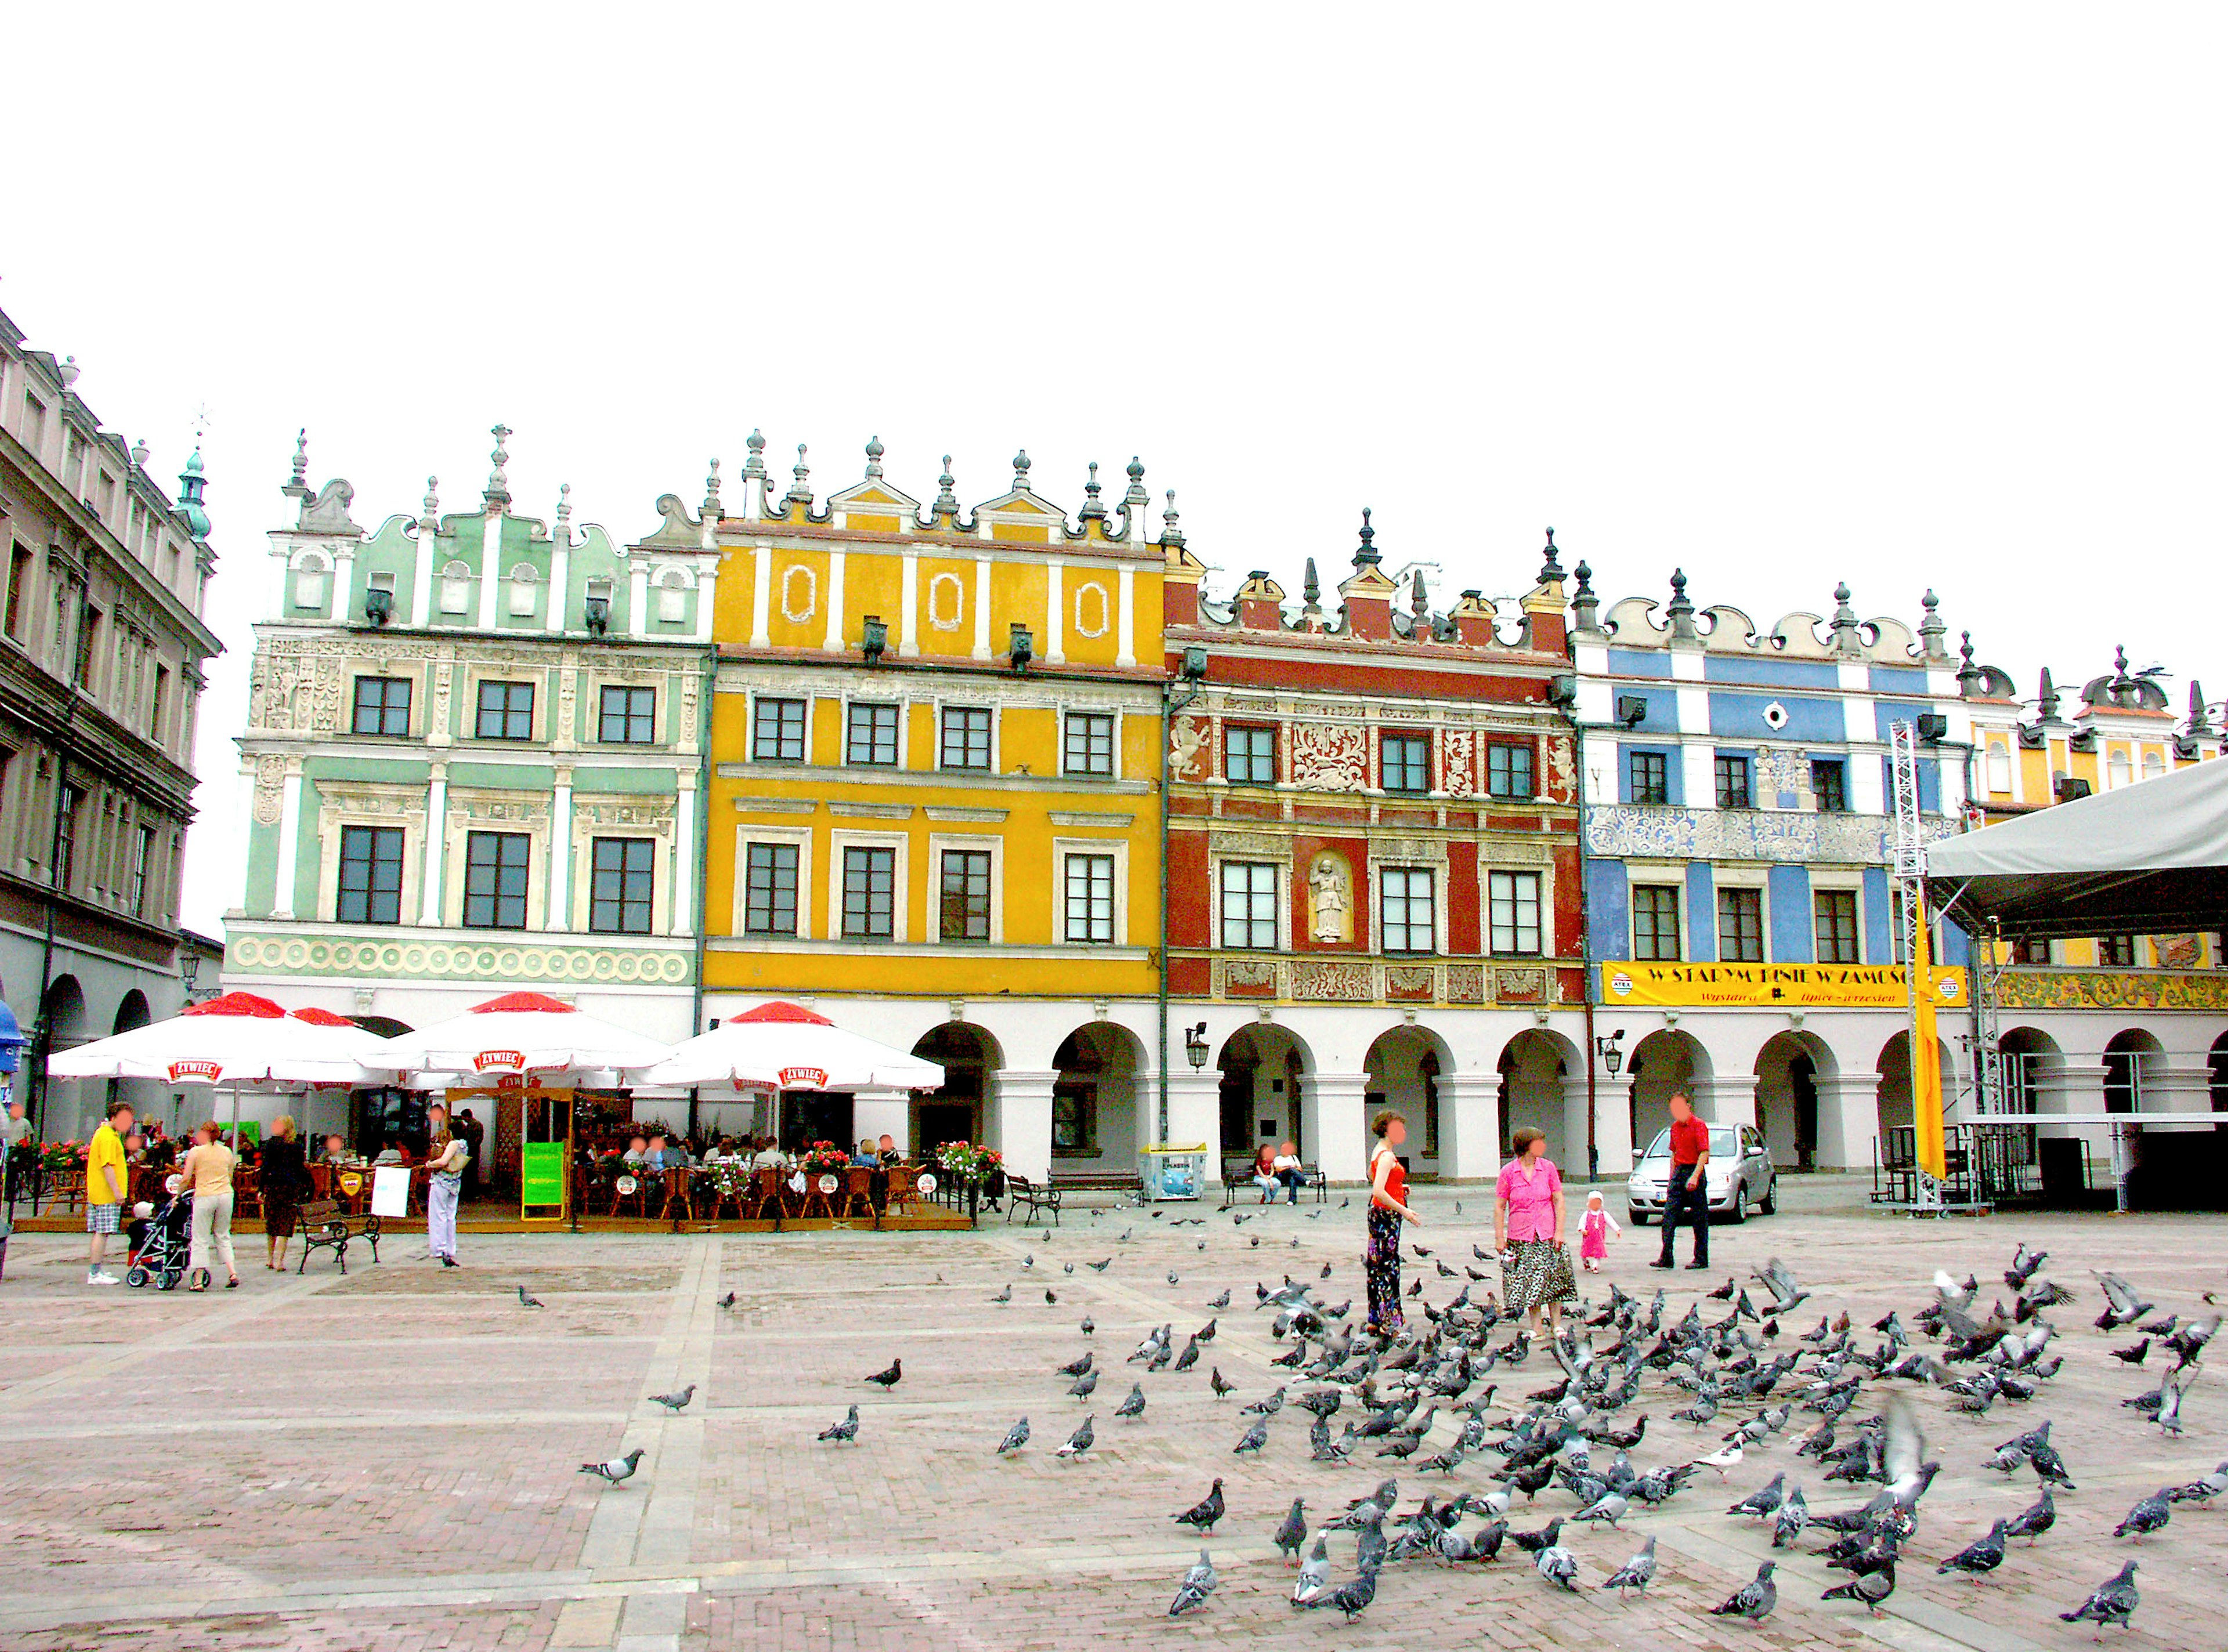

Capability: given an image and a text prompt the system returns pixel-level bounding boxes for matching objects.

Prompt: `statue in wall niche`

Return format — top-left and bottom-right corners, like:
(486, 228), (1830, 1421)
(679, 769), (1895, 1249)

(1308, 853), (1353, 943)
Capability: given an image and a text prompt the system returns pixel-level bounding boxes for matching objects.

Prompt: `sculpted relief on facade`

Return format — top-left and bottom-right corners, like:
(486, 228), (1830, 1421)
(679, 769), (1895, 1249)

(1289, 722), (1365, 791)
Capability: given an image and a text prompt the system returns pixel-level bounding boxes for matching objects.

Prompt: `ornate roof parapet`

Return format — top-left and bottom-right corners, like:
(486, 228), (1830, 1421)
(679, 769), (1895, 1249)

(741, 428), (769, 519)
(1828, 581), (1862, 655)
(930, 454), (963, 529)
(1956, 631), (2017, 700)
(1156, 489), (1184, 550)
(2079, 645), (2171, 715)
(1918, 589), (1949, 660)
(1450, 588), (1499, 645)
(1665, 568), (1699, 644)
(1337, 509), (1397, 640)
(283, 428), (311, 511)
(1119, 455), (1148, 542)
(482, 423), (512, 510)
(1077, 461), (1108, 532)
(1234, 569), (1287, 629)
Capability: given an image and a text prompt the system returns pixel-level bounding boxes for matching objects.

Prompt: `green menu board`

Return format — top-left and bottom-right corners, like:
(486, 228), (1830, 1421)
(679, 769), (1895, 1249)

(520, 1142), (567, 1214)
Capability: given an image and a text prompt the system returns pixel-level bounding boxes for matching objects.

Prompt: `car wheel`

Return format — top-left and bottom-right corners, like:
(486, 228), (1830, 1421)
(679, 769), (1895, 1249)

(1759, 1176), (1777, 1216)
(1626, 1207), (1649, 1226)
(1730, 1183), (1748, 1224)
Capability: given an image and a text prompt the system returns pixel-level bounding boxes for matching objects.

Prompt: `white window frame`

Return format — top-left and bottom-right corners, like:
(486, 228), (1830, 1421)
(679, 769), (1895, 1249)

(749, 691), (811, 763)
(937, 701), (998, 773)
(841, 694), (907, 769)
(1488, 868), (1542, 956)
(829, 828), (909, 943)
(1712, 868), (1770, 963)
(928, 832), (1004, 945)
(1378, 864), (1441, 956)
(1059, 706), (1122, 780)
(1053, 836), (1129, 947)
(462, 668), (543, 744)
(1629, 878), (1685, 963)
(733, 823), (814, 939)
(1216, 857), (1282, 951)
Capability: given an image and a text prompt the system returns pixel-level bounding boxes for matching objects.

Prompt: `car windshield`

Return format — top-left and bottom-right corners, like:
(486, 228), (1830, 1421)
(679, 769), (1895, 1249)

(1639, 1125), (1739, 1160)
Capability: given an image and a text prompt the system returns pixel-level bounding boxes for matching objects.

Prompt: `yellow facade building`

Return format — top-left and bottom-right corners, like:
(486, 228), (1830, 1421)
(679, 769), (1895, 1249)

(702, 439), (1175, 1178)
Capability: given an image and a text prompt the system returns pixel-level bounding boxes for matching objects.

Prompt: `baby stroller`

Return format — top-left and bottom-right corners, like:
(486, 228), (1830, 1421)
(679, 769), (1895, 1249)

(125, 1187), (193, 1291)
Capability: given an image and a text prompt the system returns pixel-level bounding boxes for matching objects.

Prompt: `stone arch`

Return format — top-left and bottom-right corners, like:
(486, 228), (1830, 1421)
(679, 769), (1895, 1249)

(2103, 1027), (2164, 1114)
(1627, 1027), (1711, 1153)
(1497, 1028), (1583, 1169)
(1051, 1021), (1146, 1171)
(2211, 1029), (2228, 1114)
(42, 974), (87, 1046)
(912, 1022), (1003, 1152)
(1364, 1024), (1452, 1169)
(1216, 1023), (1314, 1165)
(112, 989), (151, 1035)
(1875, 1029), (1952, 1140)
(1753, 1029), (1837, 1168)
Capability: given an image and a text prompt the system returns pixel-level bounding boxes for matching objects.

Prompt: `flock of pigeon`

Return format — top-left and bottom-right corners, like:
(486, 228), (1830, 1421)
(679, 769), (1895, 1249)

(566, 1202), (2219, 1637)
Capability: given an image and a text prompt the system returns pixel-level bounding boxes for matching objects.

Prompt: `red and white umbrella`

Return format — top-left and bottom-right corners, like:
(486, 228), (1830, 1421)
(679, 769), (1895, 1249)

(363, 990), (672, 1085)
(48, 991), (386, 1087)
(638, 1001), (943, 1092)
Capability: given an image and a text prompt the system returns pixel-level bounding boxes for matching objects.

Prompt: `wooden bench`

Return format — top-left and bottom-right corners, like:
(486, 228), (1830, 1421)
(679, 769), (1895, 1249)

(1051, 1169), (1146, 1210)
(295, 1198), (381, 1275)
(1003, 1172), (1064, 1225)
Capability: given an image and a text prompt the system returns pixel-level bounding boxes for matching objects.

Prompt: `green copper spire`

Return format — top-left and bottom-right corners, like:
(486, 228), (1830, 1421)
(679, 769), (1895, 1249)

(176, 447), (211, 539)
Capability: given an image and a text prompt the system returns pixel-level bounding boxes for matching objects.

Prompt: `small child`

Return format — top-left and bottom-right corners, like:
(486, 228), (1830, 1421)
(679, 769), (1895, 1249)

(1579, 1190), (1621, 1271)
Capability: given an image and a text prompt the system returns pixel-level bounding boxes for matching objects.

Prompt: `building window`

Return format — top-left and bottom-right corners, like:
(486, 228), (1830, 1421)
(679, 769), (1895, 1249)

(1629, 750), (1669, 805)
(1381, 867), (1437, 954)
(1986, 741), (2013, 794)
(336, 824), (403, 924)
(1486, 742), (1534, 799)
(589, 837), (654, 934)
(847, 702), (898, 766)
(1717, 887), (1764, 962)
(1381, 734), (1430, 794)
(1052, 1088), (1097, 1155)
(1632, 885), (1681, 961)
(133, 824), (155, 916)
(753, 696), (806, 762)
(1220, 861), (1278, 950)
(475, 680), (534, 741)
(151, 663), (170, 741)
(1814, 889), (1860, 963)
(841, 846), (895, 939)
(1811, 759), (1848, 813)
(76, 606), (101, 688)
(1064, 712), (1115, 777)
(2097, 934), (2136, 967)
(54, 784), (79, 889)
(941, 706), (992, 770)
(1715, 753), (1752, 810)
(4, 544), (31, 639)
(1225, 725), (1275, 785)
(742, 842), (798, 935)
(462, 831), (530, 929)
(352, 676), (411, 737)
(1488, 870), (1542, 955)
(2009, 935), (2051, 966)
(939, 849), (992, 941)
(599, 685), (656, 744)
(1064, 853), (1115, 943)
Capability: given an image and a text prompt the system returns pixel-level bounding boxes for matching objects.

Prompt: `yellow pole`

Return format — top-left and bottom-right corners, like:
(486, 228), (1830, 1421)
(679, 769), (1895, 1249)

(1911, 912), (1946, 1179)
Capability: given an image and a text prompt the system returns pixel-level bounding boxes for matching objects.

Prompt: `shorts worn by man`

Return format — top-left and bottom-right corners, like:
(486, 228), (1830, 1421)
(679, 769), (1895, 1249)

(1651, 1093), (1710, 1270)
(85, 1102), (133, 1285)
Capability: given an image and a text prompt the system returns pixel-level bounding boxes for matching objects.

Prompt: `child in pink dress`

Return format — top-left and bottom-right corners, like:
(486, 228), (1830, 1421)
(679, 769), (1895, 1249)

(1579, 1190), (1620, 1271)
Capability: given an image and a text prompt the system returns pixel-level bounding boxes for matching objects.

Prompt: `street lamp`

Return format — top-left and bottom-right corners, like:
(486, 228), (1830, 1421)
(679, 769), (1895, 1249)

(180, 948), (201, 1005)
(1595, 1027), (1626, 1075)
(1185, 1023), (1210, 1072)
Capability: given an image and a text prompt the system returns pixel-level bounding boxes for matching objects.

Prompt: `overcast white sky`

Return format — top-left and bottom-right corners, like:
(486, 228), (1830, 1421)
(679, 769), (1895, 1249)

(5, 6), (2222, 936)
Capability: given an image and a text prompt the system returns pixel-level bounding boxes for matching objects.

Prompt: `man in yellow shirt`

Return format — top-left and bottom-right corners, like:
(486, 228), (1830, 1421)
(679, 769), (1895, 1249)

(85, 1100), (132, 1286)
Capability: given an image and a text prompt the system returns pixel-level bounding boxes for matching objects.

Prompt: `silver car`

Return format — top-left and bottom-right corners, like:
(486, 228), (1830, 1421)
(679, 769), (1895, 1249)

(1626, 1122), (1777, 1224)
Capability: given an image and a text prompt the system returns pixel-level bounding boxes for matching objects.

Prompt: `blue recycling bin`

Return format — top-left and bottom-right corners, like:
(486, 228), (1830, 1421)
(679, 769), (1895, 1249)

(1139, 1144), (1209, 1202)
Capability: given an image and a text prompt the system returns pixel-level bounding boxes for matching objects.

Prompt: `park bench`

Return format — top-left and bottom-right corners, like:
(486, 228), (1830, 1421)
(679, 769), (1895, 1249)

(295, 1198), (381, 1275)
(1003, 1172), (1063, 1225)
(1050, 1169), (1146, 1209)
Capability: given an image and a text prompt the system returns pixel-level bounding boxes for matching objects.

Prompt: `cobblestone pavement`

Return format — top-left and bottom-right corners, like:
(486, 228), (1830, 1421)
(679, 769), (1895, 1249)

(0, 1179), (2222, 1651)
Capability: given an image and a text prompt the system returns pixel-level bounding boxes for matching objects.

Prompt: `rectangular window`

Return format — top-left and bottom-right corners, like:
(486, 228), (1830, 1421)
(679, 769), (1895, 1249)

(462, 831), (530, 929)
(1717, 887), (1764, 962)
(75, 606), (100, 688)
(589, 837), (654, 934)
(941, 706), (992, 770)
(151, 663), (170, 741)
(54, 784), (79, 889)
(20, 392), (45, 454)
(1225, 724), (1276, 785)
(351, 676), (411, 737)
(336, 824), (404, 924)
(1715, 753), (1752, 810)
(846, 702), (898, 766)
(133, 824), (155, 916)
(2009, 935), (2051, 966)
(1486, 742), (1534, 799)
(841, 846), (895, 939)
(1488, 870), (1542, 955)
(475, 680), (534, 741)
(1629, 750), (1669, 805)
(1381, 734), (1431, 794)
(4, 544), (30, 639)
(1810, 759), (1848, 813)
(1220, 861), (1278, 950)
(599, 685), (656, 744)
(1052, 1087), (1096, 1155)
(1064, 853), (1115, 943)
(742, 842), (798, 936)
(939, 849), (992, 941)
(1814, 889), (1860, 963)
(1632, 885), (1681, 961)
(2097, 934), (2136, 967)
(1382, 867), (1437, 954)
(1064, 711), (1115, 777)
(753, 696), (806, 762)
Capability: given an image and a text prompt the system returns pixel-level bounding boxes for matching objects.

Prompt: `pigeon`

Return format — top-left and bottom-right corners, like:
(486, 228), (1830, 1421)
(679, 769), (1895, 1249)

(1169, 1550), (1217, 1617)
(2006, 1487), (2056, 1545)
(1573, 1492), (1630, 1528)
(2059, 1561), (2139, 1630)
(2093, 1271), (2154, 1331)
(2110, 1338), (2151, 1365)
(1087, 1258), (1112, 1272)
(1821, 1562), (1895, 1617)
(1730, 1471), (1785, 1519)
(864, 1359), (902, 1389)
(1056, 1416), (1095, 1458)
(1172, 1338), (1200, 1373)
(818, 1404), (859, 1443)
(1509, 1517), (1564, 1556)
(1536, 1544), (1580, 1591)
(647, 1385), (695, 1413)
(1044, 1289), (1057, 1305)
(1274, 1497), (1309, 1560)
(1937, 1519), (2008, 1581)
(2114, 1490), (2171, 1540)
(1712, 1560), (1778, 1621)
(1772, 1487), (1810, 1549)
(1168, 1271), (1181, 1286)
(516, 1285), (545, 1309)
(1233, 1416), (1269, 1455)
(996, 1416), (1029, 1455)
(1601, 1534), (1656, 1597)
(1292, 1534), (1332, 1605)
(1242, 1386), (1287, 1417)
(1116, 1383), (1146, 1419)
(715, 1291), (735, 1310)
(991, 1284), (1012, 1305)
(2166, 1459), (2228, 1505)
(1196, 1317), (1218, 1343)
(1023, 1253), (1034, 1269)
(1068, 1370), (1098, 1400)
(578, 1448), (644, 1486)
(1080, 1317), (1095, 1336)
(1307, 1564), (1379, 1620)
(1173, 1479), (1226, 1533)
(1057, 1351), (1094, 1378)
(1753, 1257), (1810, 1315)
(2156, 1360), (2200, 1435)
(1210, 1366), (1235, 1398)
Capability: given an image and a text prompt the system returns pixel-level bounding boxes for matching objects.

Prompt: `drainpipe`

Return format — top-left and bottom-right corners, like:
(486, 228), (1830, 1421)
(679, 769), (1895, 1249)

(1556, 700), (1597, 1180)
(687, 643), (716, 1139)
(1155, 660), (1204, 1143)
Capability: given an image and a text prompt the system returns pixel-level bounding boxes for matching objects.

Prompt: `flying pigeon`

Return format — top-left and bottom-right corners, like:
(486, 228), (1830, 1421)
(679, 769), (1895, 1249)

(1168, 1550), (1217, 1617)
(995, 1416), (1029, 1455)
(516, 1285), (544, 1309)
(1601, 1534), (1656, 1597)
(1173, 1478), (1226, 1533)
(1711, 1560), (1777, 1621)
(2059, 1561), (2139, 1631)
(864, 1359), (902, 1389)
(647, 1385), (695, 1413)
(1056, 1416), (1095, 1458)
(577, 1448), (644, 1486)
(818, 1404), (859, 1443)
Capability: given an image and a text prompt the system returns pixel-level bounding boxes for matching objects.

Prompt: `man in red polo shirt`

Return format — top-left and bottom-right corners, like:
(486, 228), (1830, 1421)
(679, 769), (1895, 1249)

(1650, 1091), (1711, 1271)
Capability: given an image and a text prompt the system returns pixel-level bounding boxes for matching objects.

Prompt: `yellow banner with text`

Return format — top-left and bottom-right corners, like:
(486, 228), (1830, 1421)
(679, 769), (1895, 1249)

(1600, 962), (1967, 1010)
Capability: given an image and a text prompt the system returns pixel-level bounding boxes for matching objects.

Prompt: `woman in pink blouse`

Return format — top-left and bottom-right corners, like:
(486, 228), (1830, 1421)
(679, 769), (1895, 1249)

(1493, 1126), (1575, 1334)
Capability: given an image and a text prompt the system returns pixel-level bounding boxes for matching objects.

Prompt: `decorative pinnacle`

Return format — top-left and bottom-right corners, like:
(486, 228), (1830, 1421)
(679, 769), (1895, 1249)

(1303, 556), (1321, 604)
(2113, 643), (2131, 678)
(420, 475), (440, 528)
(1669, 568), (1689, 601)
(743, 428), (767, 479)
(484, 423), (513, 505)
(865, 434), (884, 480)
(1958, 630), (1974, 665)
(289, 428), (309, 491)
(1573, 559), (1594, 595)
(58, 354), (80, 389)
(1538, 526), (1563, 582)
(1079, 461), (1106, 520)
(1123, 455), (1148, 509)
(788, 443), (812, 503)
(1160, 488), (1185, 548)
(129, 436), (150, 468)
(1354, 507), (1379, 566)
(1410, 566), (1430, 618)
(1013, 448), (1032, 488)
(555, 481), (572, 527)
(935, 454), (959, 516)
(704, 457), (722, 516)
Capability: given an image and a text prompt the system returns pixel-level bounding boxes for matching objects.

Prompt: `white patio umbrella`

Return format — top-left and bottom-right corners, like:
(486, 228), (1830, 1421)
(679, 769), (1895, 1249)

(363, 990), (673, 1085)
(638, 1001), (943, 1092)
